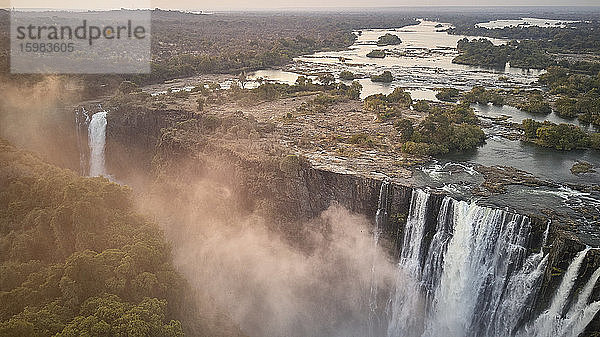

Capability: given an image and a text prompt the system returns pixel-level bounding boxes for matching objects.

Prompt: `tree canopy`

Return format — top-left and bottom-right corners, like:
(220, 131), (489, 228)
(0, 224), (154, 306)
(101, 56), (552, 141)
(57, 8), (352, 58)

(0, 139), (234, 336)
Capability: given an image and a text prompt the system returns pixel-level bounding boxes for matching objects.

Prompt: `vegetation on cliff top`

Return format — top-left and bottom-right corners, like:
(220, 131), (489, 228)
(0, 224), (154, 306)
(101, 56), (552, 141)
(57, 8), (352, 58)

(539, 66), (600, 125)
(396, 103), (486, 156)
(364, 89), (485, 156)
(521, 119), (600, 151)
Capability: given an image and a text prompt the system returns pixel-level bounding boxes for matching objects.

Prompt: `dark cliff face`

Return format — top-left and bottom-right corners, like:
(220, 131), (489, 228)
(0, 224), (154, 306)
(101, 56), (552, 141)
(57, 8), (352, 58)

(102, 107), (600, 335)
(105, 106), (192, 185)
(539, 236), (600, 335)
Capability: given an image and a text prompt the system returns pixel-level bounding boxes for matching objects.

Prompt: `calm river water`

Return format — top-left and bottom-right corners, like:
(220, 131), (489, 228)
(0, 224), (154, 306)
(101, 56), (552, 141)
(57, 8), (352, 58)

(247, 19), (600, 243)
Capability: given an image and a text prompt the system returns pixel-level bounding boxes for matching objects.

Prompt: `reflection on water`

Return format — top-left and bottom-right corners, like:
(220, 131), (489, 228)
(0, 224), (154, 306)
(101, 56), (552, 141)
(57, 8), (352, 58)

(246, 69), (316, 86)
(243, 20), (599, 189)
(476, 17), (579, 29)
(473, 103), (599, 132)
(448, 135), (600, 185)
(248, 21), (544, 98)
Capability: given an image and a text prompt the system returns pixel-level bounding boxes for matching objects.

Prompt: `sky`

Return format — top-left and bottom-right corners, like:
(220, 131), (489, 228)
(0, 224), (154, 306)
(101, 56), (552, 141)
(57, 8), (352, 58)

(3, 0), (600, 10)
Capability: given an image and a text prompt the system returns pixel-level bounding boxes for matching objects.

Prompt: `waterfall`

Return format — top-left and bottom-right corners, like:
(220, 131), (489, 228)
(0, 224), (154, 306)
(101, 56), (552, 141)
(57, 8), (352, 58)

(382, 189), (600, 337)
(421, 196), (453, 303)
(368, 181), (391, 337)
(519, 247), (600, 337)
(75, 107), (90, 175)
(387, 189), (429, 337)
(88, 110), (108, 177)
(541, 220), (552, 251)
(374, 181), (390, 244)
(423, 198), (531, 336)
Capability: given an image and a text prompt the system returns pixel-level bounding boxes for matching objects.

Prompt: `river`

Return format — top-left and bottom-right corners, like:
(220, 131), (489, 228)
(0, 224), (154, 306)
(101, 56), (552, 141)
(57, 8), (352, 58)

(246, 19), (599, 244)
(246, 20), (600, 182)
(143, 19), (600, 243)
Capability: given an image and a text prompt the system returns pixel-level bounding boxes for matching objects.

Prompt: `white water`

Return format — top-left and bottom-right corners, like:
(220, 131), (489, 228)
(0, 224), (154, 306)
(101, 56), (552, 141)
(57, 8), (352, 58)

(387, 190), (429, 337)
(368, 181), (390, 337)
(88, 110), (108, 177)
(541, 220), (552, 252)
(519, 247), (600, 337)
(382, 190), (600, 337)
(75, 107), (90, 175)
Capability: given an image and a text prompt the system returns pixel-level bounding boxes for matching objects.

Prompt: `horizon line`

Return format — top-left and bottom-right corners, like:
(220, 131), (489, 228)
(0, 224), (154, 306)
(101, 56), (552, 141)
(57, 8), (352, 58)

(3, 5), (600, 11)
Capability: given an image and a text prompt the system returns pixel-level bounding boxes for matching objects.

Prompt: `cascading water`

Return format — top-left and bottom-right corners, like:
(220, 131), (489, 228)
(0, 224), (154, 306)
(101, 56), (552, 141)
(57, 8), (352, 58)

(381, 189), (600, 337)
(518, 247), (600, 337)
(75, 107), (90, 175)
(387, 189), (430, 337)
(368, 181), (391, 337)
(88, 110), (108, 177)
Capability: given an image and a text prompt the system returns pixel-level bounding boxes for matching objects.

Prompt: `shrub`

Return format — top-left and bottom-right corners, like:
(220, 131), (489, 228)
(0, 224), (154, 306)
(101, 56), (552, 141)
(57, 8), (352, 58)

(387, 88), (412, 107)
(395, 118), (414, 140)
(518, 95), (552, 114)
(522, 119), (593, 150)
(554, 96), (578, 118)
(377, 33), (402, 46)
(347, 133), (375, 147)
(366, 50), (386, 59)
(346, 81), (363, 100)
(435, 88), (460, 102)
(462, 86), (504, 106)
(412, 100), (430, 112)
(339, 70), (357, 80)
(370, 71), (393, 83)
(196, 97), (205, 111)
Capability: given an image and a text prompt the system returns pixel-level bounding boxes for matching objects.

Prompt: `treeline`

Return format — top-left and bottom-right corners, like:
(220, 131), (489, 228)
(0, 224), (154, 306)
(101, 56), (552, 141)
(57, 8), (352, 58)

(447, 21), (600, 54)
(540, 66), (600, 125)
(363, 89), (485, 156)
(521, 119), (600, 151)
(453, 38), (554, 69)
(0, 139), (238, 336)
(0, 10), (418, 94)
(130, 11), (417, 84)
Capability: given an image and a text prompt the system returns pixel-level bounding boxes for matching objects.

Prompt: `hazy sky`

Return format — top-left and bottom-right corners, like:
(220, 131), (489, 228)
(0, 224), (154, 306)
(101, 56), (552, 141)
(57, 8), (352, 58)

(3, 0), (600, 10)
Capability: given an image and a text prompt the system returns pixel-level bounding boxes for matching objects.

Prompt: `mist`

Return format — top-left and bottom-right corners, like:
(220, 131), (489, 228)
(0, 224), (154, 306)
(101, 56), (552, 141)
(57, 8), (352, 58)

(0, 75), (403, 337)
(141, 175), (399, 337)
(0, 76), (82, 170)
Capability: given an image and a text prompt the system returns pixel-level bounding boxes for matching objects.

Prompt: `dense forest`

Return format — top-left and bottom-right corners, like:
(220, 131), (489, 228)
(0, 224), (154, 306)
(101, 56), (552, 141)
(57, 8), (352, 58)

(0, 10), (417, 97)
(453, 38), (555, 69)
(521, 119), (600, 151)
(539, 66), (600, 125)
(0, 139), (240, 337)
(447, 20), (600, 54)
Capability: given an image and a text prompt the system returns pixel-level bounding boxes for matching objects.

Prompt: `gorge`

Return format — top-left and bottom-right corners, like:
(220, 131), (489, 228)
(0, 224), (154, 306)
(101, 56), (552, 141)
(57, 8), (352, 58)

(2, 8), (600, 337)
(69, 98), (600, 336)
